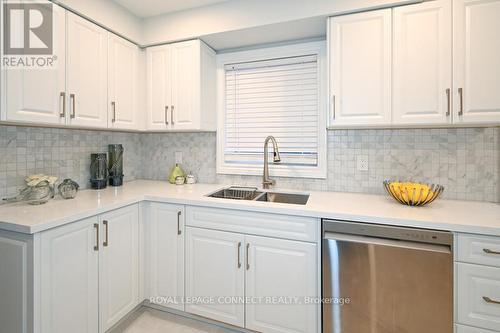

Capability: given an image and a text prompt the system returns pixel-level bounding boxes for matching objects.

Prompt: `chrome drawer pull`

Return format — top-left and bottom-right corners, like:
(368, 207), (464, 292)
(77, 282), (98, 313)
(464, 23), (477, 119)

(177, 211), (182, 235)
(70, 94), (76, 119)
(60, 92), (66, 118)
(458, 88), (464, 116)
(237, 242), (242, 269)
(103, 220), (109, 247)
(111, 102), (116, 123)
(445, 88), (451, 116)
(483, 248), (500, 255)
(94, 223), (99, 251)
(332, 94), (336, 120)
(483, 296), (500, 305)
(246, 243), (250, 270)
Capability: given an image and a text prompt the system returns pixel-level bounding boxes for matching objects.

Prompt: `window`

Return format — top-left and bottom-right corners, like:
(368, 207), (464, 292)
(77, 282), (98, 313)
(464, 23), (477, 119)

(216, 41), (327, 178)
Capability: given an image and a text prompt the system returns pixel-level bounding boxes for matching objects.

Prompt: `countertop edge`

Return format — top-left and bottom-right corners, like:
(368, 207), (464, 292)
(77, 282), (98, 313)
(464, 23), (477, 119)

(0, 181), (498, 235)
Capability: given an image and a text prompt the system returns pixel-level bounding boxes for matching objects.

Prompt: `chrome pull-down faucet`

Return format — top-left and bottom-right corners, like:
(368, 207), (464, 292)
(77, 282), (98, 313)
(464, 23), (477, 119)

(262, 136), (281, 189)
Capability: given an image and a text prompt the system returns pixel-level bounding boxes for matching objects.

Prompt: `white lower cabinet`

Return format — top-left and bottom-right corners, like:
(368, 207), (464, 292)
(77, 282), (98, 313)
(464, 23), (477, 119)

(148, 202), (185, 311)
(39, 204), (139, 333)
(185, 226), (318, 333)
(40, 216), (99, 333)
(245, 235), (318, 333)
(457, 263), (500, 332)
(99, 205), (139, 332)
(185, 227), (245, 327)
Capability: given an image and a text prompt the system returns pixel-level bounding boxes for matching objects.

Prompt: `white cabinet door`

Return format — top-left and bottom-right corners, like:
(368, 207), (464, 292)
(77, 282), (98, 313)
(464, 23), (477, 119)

(4, 5), (66, 125)
(185, 227), (245, 327)
(457, 263), (500, 331)
(40, 217), (99, 333)
(99, 204), (139, 332)
(108, 34), (139, 130)
(245, 236), (318, 333)
(149, 203), (185, 311)
(393, 0), (452, 125)
(146, 45), (172, 130)
(453, 0), (500, 124)
(171, 40), (199, 130)
(329, 9), (392, 126)
(66, 12), (108, 128)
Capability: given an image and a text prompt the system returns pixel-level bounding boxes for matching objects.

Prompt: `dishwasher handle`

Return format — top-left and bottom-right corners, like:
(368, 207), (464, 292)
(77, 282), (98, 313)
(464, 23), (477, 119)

(324, 231), (452, 254)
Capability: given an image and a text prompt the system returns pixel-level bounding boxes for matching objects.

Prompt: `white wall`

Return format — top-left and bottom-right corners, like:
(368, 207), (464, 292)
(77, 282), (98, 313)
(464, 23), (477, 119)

(142, 0), (420, 46)
(53, 0), (143, 43)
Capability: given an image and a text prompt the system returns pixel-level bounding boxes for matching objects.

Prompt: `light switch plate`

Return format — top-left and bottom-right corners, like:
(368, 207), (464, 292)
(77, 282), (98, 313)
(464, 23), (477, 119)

(356, 155), (368, 171)
(175, 151), (183, 164)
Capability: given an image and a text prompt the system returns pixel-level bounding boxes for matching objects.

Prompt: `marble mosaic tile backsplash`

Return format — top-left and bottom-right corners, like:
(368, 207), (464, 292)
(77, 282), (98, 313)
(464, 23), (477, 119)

(0, 125), (498, 202)
(0, 125), (142, 199)
(141, 128), (499, 202)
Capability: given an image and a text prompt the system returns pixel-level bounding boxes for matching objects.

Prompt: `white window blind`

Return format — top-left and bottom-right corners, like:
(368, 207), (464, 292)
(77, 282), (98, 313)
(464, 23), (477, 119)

(224, 54), (319, 167)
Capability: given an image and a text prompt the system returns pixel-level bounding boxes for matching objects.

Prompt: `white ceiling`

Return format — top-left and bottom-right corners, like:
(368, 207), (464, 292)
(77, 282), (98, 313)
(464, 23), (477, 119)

(113, 0), (231, 18)
(204, 17), (326, 51)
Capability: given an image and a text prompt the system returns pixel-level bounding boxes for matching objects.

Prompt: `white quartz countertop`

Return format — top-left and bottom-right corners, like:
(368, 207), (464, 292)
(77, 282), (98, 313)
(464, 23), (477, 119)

(0, 180), (498, 235)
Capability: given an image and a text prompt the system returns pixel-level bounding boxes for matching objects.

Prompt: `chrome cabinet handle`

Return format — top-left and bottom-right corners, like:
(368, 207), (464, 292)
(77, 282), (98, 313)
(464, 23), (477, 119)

(332, 94), (336, 120)
(111, 102), (116, 123)
(60, 92), (66, 118)
(483, 296), (500, 305)
(177, 211), (182, 235)
(70, 93), (76, 119)
(165, 106), (169, 125)
(237, 242), (242, 268)
(483, 248), (500, 255)
(94, 223), (99, 251)
(446, 88), (451, 116)
(458, 88), (464, 116)
(171, 105), (174, 125)
(246, 243), (250, 270)
(103, 220), (109, 247)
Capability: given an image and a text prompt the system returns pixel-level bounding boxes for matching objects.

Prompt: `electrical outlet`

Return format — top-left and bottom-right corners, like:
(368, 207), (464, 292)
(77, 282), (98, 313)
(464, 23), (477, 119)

(175, 151), (183, 164)
(356, 155), (368, 171)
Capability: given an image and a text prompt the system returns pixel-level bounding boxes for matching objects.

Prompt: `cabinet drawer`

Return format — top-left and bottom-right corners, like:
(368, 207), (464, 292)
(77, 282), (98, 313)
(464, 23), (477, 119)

(186, 206), (318, 242)
(456, 324), (497, 333)
(457, 263), (500, 331)
(457, 234), (500, 267)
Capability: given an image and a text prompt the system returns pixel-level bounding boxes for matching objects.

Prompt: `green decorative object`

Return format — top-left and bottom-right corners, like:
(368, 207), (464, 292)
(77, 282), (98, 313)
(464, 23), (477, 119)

(168, 164), (186, 184)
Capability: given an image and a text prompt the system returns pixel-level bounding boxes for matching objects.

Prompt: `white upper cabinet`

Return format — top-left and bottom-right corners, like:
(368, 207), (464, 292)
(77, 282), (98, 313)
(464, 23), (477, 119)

(453, 0), (500, 124)
(146, 44), (172, 130)
(393, 0), (452, 125)
(66, 12), (108, 128)
(170, 41), (198, 130)
(146, 40), (216, 131)
(108, 34), (140, 130)
(329, 9), (392, 126)
(3, 5), (66, 125)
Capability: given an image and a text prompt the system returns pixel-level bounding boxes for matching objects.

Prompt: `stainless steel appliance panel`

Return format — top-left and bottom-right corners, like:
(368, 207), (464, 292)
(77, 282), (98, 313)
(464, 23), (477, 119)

(322, 220), (453, 333)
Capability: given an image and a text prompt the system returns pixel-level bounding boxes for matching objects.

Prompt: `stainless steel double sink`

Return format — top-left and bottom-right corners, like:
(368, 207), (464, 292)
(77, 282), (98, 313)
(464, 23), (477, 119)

(207, 187), (309, 205)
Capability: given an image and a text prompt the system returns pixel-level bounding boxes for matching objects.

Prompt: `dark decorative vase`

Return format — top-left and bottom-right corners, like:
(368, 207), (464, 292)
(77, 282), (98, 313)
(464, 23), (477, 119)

(90, 153), (108, 189)
(108, 144), (124, 186)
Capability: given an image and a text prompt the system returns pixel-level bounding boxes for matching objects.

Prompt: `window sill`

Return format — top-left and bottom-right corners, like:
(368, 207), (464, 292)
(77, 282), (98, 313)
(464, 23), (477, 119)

(217, 164), (327, 179)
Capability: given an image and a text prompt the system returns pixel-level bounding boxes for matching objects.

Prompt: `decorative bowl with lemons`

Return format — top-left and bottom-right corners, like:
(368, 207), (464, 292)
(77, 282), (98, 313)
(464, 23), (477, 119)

(383, 181), (444, 207)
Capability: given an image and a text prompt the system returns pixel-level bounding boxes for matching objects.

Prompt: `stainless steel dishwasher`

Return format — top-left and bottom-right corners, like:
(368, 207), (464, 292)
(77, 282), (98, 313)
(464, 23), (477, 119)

(322, 219), (453, 333)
